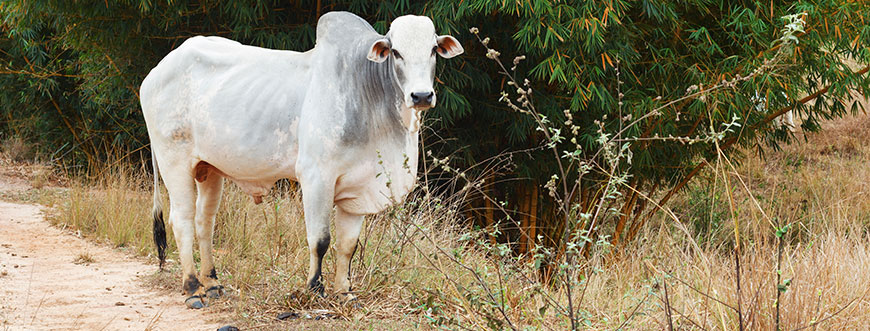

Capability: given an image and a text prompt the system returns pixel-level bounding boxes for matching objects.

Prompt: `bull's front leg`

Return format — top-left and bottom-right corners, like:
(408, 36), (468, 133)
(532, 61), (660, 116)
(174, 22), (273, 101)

(300, 174), (334, 296)
(334, 208), (363, 301)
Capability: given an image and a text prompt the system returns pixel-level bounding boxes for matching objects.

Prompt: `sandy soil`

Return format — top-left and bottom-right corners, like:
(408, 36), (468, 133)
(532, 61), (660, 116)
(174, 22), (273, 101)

(0, 173), (225, 330)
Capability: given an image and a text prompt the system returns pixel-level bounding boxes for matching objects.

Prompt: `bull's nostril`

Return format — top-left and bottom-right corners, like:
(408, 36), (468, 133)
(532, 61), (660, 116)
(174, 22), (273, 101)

(412, 92), (434, 105)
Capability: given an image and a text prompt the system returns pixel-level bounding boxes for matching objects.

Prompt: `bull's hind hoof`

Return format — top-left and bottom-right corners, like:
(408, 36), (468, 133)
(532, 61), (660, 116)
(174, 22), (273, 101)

(206, 285), (224, 299)
(308, 281), (325, 298)
(341, 295), (363, 309)
(185, 295), (206, 309)
(341, 292), (358, 302)
(346, 300), (363, 309)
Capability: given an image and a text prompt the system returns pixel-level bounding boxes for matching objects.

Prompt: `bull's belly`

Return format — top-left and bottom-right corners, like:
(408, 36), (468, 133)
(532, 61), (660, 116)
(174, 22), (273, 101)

(202, 156), (297, 181)
(193, 148), (298, 203)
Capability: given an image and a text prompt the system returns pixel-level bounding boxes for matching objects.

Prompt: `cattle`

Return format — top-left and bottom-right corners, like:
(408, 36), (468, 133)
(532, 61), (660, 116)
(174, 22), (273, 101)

(139, 11), (463, 309)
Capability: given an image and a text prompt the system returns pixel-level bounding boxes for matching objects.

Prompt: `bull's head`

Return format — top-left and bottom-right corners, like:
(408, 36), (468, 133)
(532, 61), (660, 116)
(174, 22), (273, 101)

(367, 15), (463, 110)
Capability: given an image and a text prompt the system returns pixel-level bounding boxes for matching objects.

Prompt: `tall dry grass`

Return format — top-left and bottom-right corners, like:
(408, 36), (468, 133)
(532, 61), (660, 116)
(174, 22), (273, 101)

(634, 111), (870, 330)
(43, 164), (156, 256)
(42, 163), (528, 328)
(37, 111), (870, 329)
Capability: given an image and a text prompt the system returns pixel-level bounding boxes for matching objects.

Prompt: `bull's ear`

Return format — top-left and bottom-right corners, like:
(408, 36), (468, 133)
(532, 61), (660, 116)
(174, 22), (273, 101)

(435, 35), (463, 59)
(367, 38), (391, 63)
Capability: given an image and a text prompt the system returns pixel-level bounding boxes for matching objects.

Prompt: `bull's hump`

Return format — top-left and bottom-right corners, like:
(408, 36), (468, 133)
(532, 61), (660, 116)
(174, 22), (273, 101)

(315, 11), (380, 47)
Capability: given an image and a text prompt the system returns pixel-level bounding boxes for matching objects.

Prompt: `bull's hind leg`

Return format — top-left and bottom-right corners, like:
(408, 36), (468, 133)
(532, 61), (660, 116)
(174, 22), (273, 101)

(162, 169), (204, 308)
(334, 208), (363, 300)
(194, 172), (224, 300)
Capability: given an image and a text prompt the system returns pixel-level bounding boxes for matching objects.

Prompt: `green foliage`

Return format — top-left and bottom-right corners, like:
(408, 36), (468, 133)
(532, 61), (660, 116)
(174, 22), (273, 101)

(430, 0), (870, 247)
(455, 1), (868, 181)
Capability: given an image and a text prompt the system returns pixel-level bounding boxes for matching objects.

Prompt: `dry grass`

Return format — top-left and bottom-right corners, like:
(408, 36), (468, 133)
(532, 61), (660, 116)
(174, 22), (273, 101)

(0, 136), (34, 163)
(73, 251), (96, 265)
(43, 166), (155, 255)
(42, 165), (509, 328)
(28, 165), (53, 189)
(32, 110), (870, 329)
(628, 111), (870, 330)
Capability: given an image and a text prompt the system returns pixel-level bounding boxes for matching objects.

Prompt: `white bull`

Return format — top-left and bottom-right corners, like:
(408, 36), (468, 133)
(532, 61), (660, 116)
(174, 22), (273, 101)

(140, 11), (463, 308)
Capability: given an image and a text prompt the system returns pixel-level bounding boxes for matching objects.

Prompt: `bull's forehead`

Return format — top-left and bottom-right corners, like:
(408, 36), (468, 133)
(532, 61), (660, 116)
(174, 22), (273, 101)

(388, 15), (437, 55)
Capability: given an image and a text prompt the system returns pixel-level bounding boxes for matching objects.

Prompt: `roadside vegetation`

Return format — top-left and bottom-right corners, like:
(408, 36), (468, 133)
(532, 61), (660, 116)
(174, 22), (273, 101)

(1, 108), (862, 329)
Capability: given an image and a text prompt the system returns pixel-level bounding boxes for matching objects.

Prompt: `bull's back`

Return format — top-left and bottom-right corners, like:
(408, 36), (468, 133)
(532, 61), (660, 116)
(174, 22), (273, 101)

(141, 36), (311, 182)
(141, 36), (238, 110)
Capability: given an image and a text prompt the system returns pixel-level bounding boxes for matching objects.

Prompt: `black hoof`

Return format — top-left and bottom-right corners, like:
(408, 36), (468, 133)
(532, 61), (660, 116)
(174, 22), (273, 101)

(277, 311), (300, 320)
(206, 285), (224, 299)
(185, 295), (205, 309)
(314, 313), (336, 320)
(308, 281), (325, 298)
(348, 300), (363, 309)
(217, 326), (239, 331)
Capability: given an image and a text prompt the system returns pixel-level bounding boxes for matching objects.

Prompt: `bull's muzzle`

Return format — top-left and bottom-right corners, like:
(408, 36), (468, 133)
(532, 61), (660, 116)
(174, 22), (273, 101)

(411, 91), (434, 108)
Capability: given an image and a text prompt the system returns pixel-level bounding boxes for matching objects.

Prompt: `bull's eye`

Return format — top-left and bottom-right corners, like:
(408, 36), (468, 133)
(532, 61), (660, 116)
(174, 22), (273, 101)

(432, 46), (438, 57)
(392, 49), (403, 60)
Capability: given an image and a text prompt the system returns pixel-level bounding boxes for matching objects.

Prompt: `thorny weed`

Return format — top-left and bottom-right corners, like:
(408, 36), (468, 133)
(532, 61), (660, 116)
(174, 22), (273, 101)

(391, 11), (812, 330)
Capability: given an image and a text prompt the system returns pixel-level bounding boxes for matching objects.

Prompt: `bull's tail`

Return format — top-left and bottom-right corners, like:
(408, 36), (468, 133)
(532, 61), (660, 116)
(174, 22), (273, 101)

(151, 149), (167, 270)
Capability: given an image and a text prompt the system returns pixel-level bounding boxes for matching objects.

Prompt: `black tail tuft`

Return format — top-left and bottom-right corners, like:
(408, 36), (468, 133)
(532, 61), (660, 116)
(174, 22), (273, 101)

(153, 207), (167, 270)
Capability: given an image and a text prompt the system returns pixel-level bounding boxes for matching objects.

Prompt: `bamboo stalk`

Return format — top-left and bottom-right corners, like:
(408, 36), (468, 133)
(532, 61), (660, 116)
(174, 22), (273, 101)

(316, 0), (322, 19)
(621, 182), (656, 247)
(518, 184), (529, 254)
(528, 183), (538, 253)
(483, 174), (497, 246)
(611, 185), (639, 246)
(759, 65), (870, 126)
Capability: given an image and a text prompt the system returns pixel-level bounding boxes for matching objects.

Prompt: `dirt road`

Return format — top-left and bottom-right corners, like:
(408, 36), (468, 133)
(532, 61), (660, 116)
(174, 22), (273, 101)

(0, 179), (225, 330)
